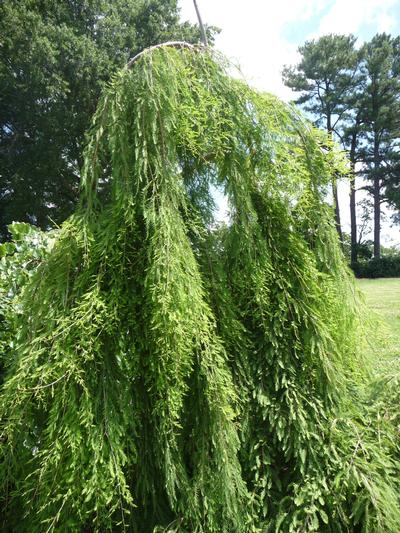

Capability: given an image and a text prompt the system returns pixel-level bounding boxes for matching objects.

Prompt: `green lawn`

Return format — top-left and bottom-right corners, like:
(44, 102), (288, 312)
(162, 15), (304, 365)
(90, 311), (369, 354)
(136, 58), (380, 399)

(357, 278), (400, 373)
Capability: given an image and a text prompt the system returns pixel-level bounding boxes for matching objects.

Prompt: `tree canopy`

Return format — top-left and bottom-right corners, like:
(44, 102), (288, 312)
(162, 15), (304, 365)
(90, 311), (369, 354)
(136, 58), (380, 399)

(1, 44), (399, 532)
(0, 0), (215, 240)
(358, 34), (400, 257)
(282, 34), (359, 134)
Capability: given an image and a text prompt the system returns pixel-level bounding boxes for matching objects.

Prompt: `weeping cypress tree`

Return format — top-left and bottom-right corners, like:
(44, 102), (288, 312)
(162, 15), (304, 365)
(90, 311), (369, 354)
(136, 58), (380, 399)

(1, 44), (399, 532)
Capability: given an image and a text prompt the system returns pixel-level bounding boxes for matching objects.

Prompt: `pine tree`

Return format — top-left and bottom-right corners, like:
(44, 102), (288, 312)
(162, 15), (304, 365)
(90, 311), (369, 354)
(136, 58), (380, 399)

(358, 34), (400, 258)
(1, 44), (399, 532)
(282, 34), (360, 242)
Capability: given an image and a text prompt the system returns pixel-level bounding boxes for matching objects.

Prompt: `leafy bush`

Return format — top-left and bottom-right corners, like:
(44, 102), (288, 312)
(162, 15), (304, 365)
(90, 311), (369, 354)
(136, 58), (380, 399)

(0, 223), (54, 381)
(352, 255), (400, 278)
(342, 233), (373, 263)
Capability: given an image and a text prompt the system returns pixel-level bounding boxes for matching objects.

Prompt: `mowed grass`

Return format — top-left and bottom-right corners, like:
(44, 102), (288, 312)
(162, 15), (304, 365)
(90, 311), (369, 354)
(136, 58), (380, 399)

(357, 278), (400, 374)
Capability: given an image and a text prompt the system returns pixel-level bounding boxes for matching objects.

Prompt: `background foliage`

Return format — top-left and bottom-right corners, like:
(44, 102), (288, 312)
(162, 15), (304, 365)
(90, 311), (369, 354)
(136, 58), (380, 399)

(0, 0), (217, 240)
(0, 223), (53, 384)
(283, 32), (400, 263)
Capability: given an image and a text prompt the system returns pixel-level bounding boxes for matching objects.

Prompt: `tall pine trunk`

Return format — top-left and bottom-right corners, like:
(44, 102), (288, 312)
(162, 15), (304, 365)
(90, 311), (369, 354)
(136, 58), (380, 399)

(327, 116), (343, 243)
(333, 182), (343, 243)
(373, 136), (380, 258)
(349, 133), (357, 264)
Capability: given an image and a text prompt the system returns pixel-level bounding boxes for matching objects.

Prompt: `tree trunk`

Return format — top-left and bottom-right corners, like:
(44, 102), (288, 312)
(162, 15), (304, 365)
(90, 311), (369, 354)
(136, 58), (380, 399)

(373, 138), (380, 258)
(193, 0), (208, 46)
(373, 177), (380, 258)
(350, 173), (357, 264)
(327, 115), (343, 243)
(349, 133), (357, 264)
(333, 183), (343, 243)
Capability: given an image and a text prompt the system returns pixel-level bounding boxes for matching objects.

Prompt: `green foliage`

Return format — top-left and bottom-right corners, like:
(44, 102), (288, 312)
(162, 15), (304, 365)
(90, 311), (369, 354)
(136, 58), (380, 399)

(0, 0), (217, 239)
(1, 46), (399, 532)
(353, 256), (400, 278)
(358, 34), (400, 205)
(282, 34), (359, 132)
(342, 233), (374, 264)
(0, 223), (54, 382)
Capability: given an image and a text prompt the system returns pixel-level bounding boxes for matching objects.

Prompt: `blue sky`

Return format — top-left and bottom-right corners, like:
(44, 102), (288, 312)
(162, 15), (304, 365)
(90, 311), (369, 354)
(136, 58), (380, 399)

(178, 0), (400, 245)
(179, 0), (400, 100)
(282, 1), (400, 45)
(281, 3), (337, 44)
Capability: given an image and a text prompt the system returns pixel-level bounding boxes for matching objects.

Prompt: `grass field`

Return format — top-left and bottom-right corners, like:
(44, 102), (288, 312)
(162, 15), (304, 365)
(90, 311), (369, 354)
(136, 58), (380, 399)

(357, 278), (400, 373)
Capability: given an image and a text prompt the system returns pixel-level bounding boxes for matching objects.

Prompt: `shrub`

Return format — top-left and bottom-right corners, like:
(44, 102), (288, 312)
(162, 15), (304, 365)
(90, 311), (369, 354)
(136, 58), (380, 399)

(352, 255), (400, 278)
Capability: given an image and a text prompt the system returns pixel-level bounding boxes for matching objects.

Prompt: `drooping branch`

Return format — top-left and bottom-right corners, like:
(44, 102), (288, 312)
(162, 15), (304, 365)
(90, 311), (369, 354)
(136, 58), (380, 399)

(127, 41), (197, 68)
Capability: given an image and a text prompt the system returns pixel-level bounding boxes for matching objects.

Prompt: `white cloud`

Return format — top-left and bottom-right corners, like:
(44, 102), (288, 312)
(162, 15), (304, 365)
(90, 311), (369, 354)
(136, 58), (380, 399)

(179, 1), (325, 99)
(179, 0), (400, 98)
(377, 12), (396, 33)
(312, 0), (398, 37)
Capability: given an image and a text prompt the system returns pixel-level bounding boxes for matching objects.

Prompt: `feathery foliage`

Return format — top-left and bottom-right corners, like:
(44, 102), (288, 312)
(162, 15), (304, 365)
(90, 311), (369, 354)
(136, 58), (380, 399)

(1, 46), (399, 532)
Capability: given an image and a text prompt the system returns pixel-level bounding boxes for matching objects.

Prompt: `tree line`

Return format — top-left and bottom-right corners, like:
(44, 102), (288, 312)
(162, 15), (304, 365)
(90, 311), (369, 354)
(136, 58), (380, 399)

(283, 33), (400, 262)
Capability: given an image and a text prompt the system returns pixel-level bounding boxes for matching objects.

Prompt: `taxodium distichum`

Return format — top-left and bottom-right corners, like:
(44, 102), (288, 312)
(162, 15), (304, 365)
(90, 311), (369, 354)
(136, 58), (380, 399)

(1, 44), (399, 532)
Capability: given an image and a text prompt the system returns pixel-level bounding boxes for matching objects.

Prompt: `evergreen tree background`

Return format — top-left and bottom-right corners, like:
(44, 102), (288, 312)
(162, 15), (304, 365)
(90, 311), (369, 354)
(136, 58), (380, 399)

(283, 33), (400, 261)
(358, 34), (400, 258)
(282, 34), (360, 242)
